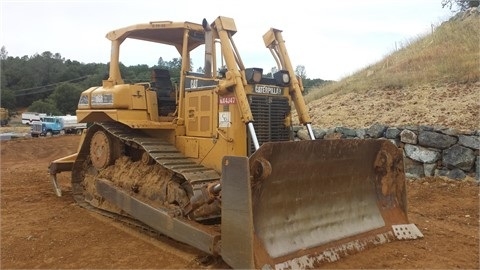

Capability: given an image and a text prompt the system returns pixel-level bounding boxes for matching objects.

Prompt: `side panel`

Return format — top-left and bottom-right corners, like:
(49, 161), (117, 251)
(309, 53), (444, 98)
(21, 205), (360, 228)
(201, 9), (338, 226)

(130, 87), (148, 109)
(185, 90), (214, 137)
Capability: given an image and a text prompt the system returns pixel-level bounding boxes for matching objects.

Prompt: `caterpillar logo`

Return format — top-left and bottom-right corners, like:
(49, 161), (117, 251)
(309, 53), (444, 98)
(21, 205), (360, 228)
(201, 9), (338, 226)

(254, 85), (282, 95)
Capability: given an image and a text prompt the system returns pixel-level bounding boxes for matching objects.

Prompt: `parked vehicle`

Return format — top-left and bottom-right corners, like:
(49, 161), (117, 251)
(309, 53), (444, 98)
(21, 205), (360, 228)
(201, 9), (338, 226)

(0, 108), (9, 126)
(21, 112), (46, 125)
(30, 116), (63, 137)
(31, 115), (87, 137)
(58, 115), (87, 134)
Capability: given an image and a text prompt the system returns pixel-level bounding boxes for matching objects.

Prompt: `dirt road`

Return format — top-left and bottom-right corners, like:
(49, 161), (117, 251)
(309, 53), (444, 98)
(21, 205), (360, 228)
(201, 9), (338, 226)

(1, 135), (479, 269)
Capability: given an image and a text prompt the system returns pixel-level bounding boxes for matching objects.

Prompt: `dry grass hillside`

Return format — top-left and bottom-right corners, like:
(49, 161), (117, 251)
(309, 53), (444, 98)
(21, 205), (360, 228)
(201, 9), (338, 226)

(302, 8), (480, 131)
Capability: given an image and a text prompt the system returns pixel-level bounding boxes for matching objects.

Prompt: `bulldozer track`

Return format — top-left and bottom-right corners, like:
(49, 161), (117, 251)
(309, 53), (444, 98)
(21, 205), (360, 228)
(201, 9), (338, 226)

(70, 121), (221, 237)
(98, 122), (220, 184)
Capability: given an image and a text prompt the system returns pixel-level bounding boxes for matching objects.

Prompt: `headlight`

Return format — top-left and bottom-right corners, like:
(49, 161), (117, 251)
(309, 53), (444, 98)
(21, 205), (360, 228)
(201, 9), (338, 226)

(91, 93), (113, 105)
(245, 68), (263, 84)
(273, 70), (290, 86)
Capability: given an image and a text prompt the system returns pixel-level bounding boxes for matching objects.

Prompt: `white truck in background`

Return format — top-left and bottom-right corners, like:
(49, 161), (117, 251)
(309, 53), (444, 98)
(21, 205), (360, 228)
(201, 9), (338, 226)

(22, 112), (47, 125)
(58, 115), (87, 134)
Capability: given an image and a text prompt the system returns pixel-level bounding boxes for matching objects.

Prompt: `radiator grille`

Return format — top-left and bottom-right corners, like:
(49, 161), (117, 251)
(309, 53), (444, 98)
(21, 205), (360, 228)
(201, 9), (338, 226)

(31, 123), (42, 133)
(248, 95), (291, 154)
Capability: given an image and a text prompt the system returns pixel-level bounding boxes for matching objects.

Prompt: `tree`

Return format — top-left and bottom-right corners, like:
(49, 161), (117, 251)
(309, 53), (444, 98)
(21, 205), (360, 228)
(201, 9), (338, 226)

(0, 89), (16, 110)
(50, 83), (83, 115)
(0, 46), (7, 60)
(157, 57), (167, 68)
(295, 65), (307, 80)
(157, 57), (183, 83)
(0, 47), (7, 90)
(28, 99), (61, 115)
(442, 0), (479, 11)
(125, 64), (150, 82)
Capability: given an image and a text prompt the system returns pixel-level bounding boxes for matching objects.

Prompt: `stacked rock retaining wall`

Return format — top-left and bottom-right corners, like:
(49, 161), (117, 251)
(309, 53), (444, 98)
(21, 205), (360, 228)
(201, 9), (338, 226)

(295, 123), (479, 181)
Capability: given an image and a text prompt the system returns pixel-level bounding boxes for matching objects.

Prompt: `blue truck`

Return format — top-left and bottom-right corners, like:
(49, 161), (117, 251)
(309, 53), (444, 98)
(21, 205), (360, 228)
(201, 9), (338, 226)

(30, 116), (63, 137)
(30, 115), (87, 137)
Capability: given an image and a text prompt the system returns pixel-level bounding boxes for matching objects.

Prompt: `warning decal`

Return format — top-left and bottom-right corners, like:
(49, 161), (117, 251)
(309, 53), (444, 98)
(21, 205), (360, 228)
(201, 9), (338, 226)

(219, 112), (231, 127)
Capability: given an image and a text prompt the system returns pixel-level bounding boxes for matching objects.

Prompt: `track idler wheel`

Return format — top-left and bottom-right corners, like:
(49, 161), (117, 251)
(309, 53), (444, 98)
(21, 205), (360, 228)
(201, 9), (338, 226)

(90, 130), (113, 169)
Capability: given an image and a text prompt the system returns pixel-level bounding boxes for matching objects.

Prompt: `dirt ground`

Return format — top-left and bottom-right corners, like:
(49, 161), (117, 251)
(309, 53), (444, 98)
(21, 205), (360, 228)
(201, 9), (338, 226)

(306, 82), (480, 132)
(1, 134), (478, 269)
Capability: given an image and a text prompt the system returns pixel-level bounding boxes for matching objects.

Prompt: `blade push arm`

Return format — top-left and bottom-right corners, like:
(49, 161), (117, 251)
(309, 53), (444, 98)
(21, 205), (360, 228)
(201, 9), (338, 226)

(210, 17), (261, 149)
(263, 28), (315, 140)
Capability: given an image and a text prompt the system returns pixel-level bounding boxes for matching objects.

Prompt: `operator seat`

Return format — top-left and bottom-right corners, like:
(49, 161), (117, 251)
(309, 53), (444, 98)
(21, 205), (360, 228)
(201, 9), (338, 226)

(151, 69), (176, 116)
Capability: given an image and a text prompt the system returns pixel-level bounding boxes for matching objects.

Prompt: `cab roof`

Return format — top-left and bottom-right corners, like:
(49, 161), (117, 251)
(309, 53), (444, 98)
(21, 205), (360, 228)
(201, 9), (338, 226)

(105, 21), (206, 52)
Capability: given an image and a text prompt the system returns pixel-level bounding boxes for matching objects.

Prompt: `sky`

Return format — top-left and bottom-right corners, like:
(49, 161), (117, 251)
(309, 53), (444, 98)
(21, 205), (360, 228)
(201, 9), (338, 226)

(1, 0), (454, 81)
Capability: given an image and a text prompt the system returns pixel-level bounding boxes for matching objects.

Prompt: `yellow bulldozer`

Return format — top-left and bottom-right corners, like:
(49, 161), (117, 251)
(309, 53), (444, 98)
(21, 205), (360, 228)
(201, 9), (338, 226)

(49, 16), (422, 268)
(0, 107), (9, 126)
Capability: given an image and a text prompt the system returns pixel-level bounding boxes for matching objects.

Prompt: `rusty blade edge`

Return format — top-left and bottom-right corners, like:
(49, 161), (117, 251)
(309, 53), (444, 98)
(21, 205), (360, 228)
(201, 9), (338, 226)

(273, 230), (395, 269)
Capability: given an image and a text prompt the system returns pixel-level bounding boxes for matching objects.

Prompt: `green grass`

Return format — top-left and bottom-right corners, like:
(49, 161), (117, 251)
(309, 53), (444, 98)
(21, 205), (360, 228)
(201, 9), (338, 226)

(305, 13), (480, 103)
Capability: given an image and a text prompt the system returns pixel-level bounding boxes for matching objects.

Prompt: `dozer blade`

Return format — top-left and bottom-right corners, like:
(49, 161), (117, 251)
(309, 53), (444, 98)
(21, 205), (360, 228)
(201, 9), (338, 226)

(48, 153), (79, 197)
(221, 139), (422, 269)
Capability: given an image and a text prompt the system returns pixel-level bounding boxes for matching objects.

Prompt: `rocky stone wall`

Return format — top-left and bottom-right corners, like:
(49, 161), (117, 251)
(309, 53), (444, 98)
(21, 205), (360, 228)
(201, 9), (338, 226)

(295, 123), (479, 181)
